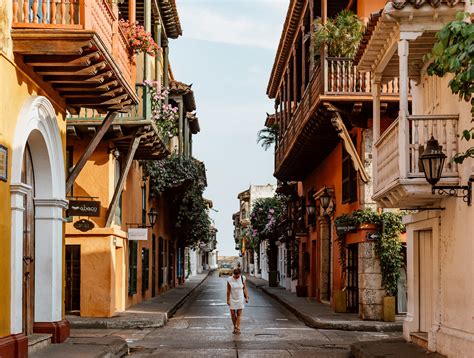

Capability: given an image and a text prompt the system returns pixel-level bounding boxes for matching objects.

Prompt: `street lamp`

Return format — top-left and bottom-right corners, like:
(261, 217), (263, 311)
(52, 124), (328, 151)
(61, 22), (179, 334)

(306, 202), (316, 216)
(147, 208), (158, 227)
(420, 136), (473, 206)
(319, 187), (332, 215)
(287, 227), (294, 238)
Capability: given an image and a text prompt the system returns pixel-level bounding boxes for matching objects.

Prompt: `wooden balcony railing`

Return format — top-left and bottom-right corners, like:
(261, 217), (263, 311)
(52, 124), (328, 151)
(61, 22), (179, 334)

(374, 114), (459, 193)
(275, 56), (398, 173)
(12, 0), (133, 85)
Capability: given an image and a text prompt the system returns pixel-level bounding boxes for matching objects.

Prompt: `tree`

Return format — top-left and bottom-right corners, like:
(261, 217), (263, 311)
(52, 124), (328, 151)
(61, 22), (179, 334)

(257, 124), (279, 151)
(426, 12), (474, 164)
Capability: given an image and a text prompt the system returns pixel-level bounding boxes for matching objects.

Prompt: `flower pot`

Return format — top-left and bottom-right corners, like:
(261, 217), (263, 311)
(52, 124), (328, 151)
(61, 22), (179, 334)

(383, 296), (396, 322)
(296, 285), (307, 297)
(269, 271), (279, 287)
(334, 290), (347, 313)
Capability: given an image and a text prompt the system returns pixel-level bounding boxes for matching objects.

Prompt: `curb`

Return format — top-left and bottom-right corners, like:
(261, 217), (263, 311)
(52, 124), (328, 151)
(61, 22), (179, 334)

(68, 270), (213, 330)
(248, 279), (402, 332)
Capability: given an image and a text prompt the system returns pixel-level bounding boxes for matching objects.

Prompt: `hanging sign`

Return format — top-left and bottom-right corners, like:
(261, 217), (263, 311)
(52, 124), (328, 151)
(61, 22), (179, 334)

(74, 218), (95, 232)
(128, 228), (148, 241)
(366, 232), (380, 241)
(336, 225), (357, 235)
(0, 145), (7, 182)
(68, 200), (101, 217)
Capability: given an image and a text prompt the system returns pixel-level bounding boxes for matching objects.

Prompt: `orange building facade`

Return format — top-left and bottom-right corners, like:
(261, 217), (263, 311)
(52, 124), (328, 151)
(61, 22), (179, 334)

(266, 0), (405, 319)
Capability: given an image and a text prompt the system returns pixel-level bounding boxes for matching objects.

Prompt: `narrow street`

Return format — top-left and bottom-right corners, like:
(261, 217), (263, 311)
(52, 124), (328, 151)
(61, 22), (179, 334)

(122, 271), (398, 357)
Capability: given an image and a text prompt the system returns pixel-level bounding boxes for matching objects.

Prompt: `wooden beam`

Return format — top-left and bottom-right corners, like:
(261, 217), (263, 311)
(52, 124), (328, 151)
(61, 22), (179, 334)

(36, 61), (107, 76)
(13, 40), (92, 55)
(25, 52), (101, 67)
(105, 133), (142, 227)
(55, 80), (119, 92)
(65, 112), (118, 193)
(113, 125), (123, 137)
(44, 70), (112, 83)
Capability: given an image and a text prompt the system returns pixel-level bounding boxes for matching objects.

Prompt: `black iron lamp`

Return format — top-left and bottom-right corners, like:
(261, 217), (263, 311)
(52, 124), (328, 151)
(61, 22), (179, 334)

(306, 202), (316, 216)
(287, 226), (294, 238)
(319, 187), (332, 214)
(420, 136), (473, 206)
(147, 208), (158, 227)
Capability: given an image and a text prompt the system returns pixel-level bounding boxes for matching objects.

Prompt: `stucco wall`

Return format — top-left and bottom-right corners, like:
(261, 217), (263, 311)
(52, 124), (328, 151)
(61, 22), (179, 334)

(0, 52), (66, 336)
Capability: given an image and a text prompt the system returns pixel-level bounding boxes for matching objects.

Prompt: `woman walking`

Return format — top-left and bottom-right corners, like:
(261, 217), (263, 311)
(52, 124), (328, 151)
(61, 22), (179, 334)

(226, 267), (249, 334)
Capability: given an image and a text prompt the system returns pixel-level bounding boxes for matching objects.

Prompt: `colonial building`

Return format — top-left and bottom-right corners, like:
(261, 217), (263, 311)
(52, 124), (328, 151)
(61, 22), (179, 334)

(266, 0), (404, 319)
(356, 0), (473, 355)
(234, 184), (276, 280)
(0, 0), (140, 355)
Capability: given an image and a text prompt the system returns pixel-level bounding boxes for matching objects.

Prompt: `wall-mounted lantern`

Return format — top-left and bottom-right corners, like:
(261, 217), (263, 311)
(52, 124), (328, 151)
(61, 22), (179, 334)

(147, 207), (158, 227)
(420, 136), (473, 206)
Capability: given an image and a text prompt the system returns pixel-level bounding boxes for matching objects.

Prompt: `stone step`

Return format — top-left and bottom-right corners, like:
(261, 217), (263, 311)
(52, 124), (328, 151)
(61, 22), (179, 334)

(411, 332), (429, 349)
(28, 333), (52, 355)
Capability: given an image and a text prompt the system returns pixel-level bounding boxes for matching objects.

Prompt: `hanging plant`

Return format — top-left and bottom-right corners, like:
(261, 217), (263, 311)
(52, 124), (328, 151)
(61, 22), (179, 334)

(120, 19), (160, 56)
(143, 80), (179, 138)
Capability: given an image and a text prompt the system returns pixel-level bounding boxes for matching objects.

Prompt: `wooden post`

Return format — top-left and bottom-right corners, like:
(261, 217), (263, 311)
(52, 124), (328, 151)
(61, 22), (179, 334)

(128, 0), (136, 23)
(372, 75), (381, 189)
(301, 26), (306, 94)
(398, 39), (410, 179)
(155, 21), (162, 87)
(287, 69), (291, 120)
(322, 0), (327, 24)
(66, 112), (117, 194)
(309, 0), (314, 71)
(105, 133), (142, 227)
(178, 100), (184, 156)
(322, 45), (328, 93)
(293, 48), (297, 105)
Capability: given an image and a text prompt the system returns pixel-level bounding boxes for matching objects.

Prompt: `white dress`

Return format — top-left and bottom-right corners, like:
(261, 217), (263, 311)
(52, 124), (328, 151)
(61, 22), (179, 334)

(227, 276), (246, 310)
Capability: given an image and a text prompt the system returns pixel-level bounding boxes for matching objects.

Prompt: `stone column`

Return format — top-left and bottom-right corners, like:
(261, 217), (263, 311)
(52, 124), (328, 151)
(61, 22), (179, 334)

(398, 39), (410, 178)
(358, 242), (384, 320)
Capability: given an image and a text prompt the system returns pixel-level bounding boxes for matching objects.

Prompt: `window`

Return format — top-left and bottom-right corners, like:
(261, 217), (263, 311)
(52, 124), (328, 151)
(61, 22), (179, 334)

(141, 186), (147, 227)
(142, 248), (149, 292)
(342, 136), (358, 204)
(128, 241), (138, 295)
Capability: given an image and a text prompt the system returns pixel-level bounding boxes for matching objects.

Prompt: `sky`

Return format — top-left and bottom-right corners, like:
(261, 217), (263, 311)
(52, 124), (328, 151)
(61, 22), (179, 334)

(169, 0), (288, 256)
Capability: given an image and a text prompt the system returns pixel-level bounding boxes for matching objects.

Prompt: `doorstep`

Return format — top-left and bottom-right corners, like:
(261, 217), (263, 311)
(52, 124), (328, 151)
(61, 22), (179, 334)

(28, 334), (52, 355)
(246, 276), (403, 332)
(411, 332), (429, 349)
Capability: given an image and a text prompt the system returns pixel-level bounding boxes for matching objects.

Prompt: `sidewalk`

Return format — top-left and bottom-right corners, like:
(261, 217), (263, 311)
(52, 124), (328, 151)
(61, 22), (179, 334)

(351, 339), (445, 358)
(246, 276), (403, 332)
(68, 271), (212, 329)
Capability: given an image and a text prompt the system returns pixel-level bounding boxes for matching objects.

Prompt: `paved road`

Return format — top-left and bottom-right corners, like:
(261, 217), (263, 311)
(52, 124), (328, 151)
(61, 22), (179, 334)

(125, 271), (399, 357)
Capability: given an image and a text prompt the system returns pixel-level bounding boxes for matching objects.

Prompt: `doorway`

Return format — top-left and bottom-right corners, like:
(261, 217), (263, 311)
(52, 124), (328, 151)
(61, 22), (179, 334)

(346, 244), (359, 313)
(22, 144), (35, 335)
(152, 235), (156, 296)
(418, 230), (433, 333)
(158, 237), (164, 288)
(320, 219), (331, 302)
(65, 245), (81, 313)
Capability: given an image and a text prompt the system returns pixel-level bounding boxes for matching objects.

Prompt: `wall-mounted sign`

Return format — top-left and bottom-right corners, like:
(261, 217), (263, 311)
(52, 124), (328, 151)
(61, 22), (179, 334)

(74, 218), (95, 232)
(68, 200), (101, 217)
(366, 232), (380, 241)
(128, 228), (148, 241)
(336, 225), (357, 235)
(0, 145), (8, 182)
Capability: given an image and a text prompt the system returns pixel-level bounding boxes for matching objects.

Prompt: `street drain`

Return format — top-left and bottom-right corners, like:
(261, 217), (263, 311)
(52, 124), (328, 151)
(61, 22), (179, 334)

(298, 343), (347, 350)
(254, 333), (279, 337)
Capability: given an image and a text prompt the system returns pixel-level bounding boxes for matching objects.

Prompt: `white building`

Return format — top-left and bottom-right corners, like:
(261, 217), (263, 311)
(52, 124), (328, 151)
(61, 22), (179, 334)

(357, 1), (473, 355)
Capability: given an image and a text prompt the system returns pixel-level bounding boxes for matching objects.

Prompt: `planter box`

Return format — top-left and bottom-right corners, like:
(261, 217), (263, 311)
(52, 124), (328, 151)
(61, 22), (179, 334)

(296, 285), (308, 297)
(334, 290), (347, 313)
(383, 296), (396, 322)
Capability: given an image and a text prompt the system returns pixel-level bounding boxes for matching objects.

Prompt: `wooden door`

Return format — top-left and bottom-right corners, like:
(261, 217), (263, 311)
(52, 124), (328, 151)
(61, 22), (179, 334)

(418, 230), (433, 332)
(22, 145), (35, 335)
(65, 245), (81, 313)
(158, 237), (164, 288)
(346, 244), (359, 313)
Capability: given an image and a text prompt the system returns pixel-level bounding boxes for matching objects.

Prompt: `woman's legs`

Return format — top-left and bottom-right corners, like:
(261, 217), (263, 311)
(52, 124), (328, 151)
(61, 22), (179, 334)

(230, 310), (237, 331)
(235, 309), (243, 332)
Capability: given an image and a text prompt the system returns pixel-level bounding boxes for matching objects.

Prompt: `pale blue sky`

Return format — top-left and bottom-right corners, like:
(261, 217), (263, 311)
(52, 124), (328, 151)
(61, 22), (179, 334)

(169, 0), (288, 256)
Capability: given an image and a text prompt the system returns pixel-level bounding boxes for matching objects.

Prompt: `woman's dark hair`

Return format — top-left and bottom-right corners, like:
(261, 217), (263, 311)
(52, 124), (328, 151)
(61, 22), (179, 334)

(233, 267), (241, 275)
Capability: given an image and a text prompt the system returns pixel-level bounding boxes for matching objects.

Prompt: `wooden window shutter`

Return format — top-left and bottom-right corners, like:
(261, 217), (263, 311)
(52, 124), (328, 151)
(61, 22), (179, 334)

(128, 241), (138, 295)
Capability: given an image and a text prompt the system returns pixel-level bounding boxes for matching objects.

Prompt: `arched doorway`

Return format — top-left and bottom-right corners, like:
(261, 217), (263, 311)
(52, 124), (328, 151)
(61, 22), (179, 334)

(10, 96), (67, 338)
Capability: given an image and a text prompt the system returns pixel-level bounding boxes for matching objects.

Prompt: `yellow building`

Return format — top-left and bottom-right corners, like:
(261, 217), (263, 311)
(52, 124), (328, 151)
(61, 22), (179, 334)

(0, 0), (139, 355)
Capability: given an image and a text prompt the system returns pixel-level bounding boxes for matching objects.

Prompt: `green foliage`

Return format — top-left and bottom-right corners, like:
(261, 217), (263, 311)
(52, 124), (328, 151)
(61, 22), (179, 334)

(142, 155), (211, 247)
(257, 124), (279, 151)
(313, 10), (364, 58)
(250, 195), (287, 244)
(426, 12), (474, 164)
(335, 209), (405, 295)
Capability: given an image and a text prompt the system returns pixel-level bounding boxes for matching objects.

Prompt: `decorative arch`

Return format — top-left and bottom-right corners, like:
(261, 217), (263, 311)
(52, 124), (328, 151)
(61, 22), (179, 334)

(10, 96), (67, 334)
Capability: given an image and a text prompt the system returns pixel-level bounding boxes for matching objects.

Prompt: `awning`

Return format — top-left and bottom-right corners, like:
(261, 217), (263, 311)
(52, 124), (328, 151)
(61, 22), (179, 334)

(325, 104), (370, 184)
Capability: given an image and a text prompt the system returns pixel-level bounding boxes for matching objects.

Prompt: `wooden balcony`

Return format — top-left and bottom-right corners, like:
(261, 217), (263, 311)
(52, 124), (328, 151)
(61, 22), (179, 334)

(11, 0), (138, 113)
(275, 57), (399, 180)
(67, 84), (169, 160)
(374, 115), (460, 208)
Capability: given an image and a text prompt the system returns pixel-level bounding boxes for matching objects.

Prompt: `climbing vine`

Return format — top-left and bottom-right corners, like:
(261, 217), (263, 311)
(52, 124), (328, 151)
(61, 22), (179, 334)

(142, 155), (211, 247)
